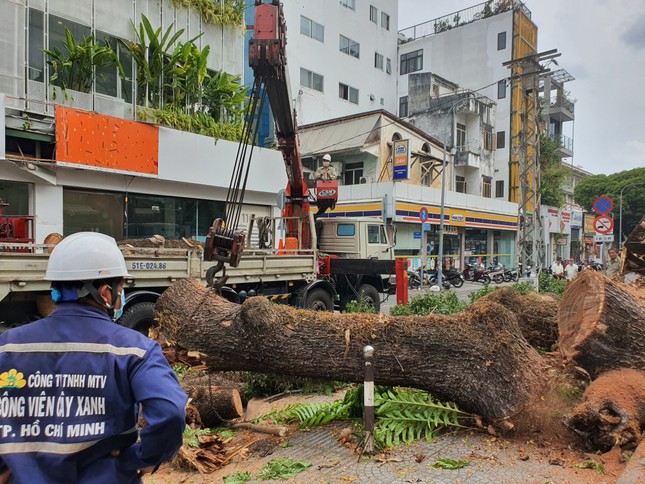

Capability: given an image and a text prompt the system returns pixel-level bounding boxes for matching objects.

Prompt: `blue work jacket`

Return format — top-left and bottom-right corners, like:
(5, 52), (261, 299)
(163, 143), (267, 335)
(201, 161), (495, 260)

(0, 303), (187, 483)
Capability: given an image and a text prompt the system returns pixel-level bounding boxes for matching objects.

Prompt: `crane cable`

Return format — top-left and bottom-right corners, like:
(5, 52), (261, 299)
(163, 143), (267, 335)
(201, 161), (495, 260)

(222, 76), (267, 237)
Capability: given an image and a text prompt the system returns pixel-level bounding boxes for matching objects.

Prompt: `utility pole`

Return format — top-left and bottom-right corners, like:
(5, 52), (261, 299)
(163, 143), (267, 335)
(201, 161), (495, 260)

(503, 49), (560, 276)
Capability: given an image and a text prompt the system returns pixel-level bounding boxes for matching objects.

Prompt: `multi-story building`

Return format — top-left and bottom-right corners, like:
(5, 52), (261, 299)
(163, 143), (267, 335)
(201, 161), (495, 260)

(0, 0), (285, 243)
(398, 0), (544, 204)
(279, 0), (399, 124)
(298, 110), (519, 269)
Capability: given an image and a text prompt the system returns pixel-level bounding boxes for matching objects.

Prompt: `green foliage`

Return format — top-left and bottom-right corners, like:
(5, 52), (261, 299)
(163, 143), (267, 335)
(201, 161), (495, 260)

(182, 426), (212, 448)
(43, 28), (123, 93)
(538, 272), (568, 297)
(171, 0), (245, 28)
(256, 457), (311, 480)
(255, 386), (362, 427)
(510, 282), (535, 294)
(374, 387), (472, 448)
(201, 70), (248, 123)
(342, 300), (378, 314)
(120, 15), (188, 108)
(575, 460), (606, 474)
(390, 291), (466, 316)
(223, 471), (252, 483)
(211, 427), (237, 440)
(539, 136), (571, 208)
(137, 107), (243, 142)
(574, 168), (645, 241)
(432, 458), (470, 470)
(172, 364), (191, 379)
(467, 284), (497, 303)
(240, 372), (344, 398)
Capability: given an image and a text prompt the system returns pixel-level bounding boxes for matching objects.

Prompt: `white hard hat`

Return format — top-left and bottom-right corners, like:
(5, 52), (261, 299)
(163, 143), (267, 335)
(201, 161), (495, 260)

(322, 154), (331, 162)
(45, 232), (132, 281)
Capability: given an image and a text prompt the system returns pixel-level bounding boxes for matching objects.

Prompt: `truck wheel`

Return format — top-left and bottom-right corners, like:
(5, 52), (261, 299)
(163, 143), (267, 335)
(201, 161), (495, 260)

(305, 289), (333, 312)
(358, 284), (381, 312)
(118, 301), (156, 335)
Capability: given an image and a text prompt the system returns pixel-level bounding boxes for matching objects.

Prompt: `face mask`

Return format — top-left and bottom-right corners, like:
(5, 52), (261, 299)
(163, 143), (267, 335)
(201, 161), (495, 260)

(113, 291), (126, 321)
(51, 289), (62, 302)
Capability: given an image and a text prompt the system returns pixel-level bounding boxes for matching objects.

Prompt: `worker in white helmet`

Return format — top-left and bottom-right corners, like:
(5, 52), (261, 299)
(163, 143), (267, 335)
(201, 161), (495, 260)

(0, 232), (187, 483)
(314, 153), (338, 181)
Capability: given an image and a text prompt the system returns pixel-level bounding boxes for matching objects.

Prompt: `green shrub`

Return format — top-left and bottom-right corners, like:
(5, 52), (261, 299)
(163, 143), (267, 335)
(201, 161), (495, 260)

(390, 292), (466, 316)
(343, 300), (377, 314)
(511, 282), (535, 294)
(538, 272), (568, 297)
(467, 285), (497, 303)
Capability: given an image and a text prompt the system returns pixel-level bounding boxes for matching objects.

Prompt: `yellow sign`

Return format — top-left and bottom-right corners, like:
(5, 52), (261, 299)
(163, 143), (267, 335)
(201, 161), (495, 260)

(449, 212), (466, 227)
(583, 213), (595, 235)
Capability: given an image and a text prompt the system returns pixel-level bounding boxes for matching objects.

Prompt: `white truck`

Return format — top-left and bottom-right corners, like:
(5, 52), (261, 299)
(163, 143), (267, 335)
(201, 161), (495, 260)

(0, 215), (396, 333)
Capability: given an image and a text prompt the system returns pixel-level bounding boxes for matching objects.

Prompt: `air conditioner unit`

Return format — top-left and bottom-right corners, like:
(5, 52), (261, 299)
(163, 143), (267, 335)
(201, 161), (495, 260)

(359, 176), (372, 184)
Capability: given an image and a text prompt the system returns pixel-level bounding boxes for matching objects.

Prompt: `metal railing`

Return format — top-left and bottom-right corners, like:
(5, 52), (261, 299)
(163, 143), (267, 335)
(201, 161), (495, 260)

(399, 0), (531, 42)
(551, 134), (574, 152)
(550, 95), (575, 114)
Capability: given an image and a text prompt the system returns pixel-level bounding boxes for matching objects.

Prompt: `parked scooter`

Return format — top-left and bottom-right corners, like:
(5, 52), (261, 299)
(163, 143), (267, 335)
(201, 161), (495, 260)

(502, 267), (520, 282)
(463, 263), (491, 284)
(487, 263), (506, 284)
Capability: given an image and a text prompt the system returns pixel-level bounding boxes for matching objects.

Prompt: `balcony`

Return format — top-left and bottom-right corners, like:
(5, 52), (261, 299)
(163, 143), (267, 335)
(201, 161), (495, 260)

(454, 149), (481, 169)
(549, 95), (575, 123)
(551, 134), (574, 158)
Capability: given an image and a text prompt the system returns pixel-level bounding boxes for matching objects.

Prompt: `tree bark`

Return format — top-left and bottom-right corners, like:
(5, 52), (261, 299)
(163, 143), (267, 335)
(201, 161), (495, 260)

(480, 287), (559, 350)
(557, 270), (645, 377)
(563, 369), (645, 452)
(181, 372), (244, 425)
(155, 278), (546, 420)
(623, 214), (645, 275)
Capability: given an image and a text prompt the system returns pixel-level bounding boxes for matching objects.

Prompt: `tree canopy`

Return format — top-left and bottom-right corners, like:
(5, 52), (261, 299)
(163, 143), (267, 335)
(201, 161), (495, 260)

(539, 136), (570, 208)
(574, 167), (645, 243)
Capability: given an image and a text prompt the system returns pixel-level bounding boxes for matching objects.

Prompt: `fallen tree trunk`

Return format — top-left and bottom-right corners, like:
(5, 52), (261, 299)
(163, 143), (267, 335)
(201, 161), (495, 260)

(557, 271), (645, 377)
(623, 214), (645, 275)
(563, 369), (645, 452)
(155, 278), (546, 420)
(480, 287), (559, 350)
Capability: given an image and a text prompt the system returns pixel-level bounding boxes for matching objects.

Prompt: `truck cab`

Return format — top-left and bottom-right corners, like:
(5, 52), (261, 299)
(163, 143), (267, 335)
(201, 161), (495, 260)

(317, 218), (394, 260)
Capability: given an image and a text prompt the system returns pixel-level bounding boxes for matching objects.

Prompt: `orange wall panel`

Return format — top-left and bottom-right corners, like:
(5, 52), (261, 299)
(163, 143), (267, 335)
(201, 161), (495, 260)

(55, 106), (158, 175)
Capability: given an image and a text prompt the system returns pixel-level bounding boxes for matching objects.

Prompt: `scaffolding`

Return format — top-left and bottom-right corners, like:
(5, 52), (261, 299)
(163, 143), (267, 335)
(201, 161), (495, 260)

(504, 47), (560, 273)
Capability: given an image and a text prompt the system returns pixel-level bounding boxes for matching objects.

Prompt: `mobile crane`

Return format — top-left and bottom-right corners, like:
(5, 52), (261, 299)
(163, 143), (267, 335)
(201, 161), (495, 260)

(203, 0), (338, 287)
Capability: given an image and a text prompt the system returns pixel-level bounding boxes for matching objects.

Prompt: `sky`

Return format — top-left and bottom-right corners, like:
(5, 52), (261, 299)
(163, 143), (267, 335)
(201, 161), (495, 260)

(398, 0), (645, 176)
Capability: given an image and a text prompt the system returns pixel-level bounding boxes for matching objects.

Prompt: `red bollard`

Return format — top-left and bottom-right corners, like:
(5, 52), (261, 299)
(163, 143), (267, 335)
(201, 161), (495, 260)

(395, 258), (408, 305)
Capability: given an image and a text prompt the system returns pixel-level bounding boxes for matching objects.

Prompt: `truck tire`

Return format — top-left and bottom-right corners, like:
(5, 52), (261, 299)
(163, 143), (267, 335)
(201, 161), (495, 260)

(118, 301), (156, 335)
(305, 288), (334, 312)
(358, 284), (381, 312)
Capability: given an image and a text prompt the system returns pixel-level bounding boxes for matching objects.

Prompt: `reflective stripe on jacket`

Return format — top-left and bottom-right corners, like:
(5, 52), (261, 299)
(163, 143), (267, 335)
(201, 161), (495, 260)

(0, 303), (187, 483)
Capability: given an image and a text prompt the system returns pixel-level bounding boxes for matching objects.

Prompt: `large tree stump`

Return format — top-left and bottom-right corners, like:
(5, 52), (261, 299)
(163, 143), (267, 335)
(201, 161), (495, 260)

(623, 214), (645, 275)
(181, 372), (244, 426)
(557, 270), (645, 377)
(480, 287), (559, 350)
(563, 369), (645, 452)
(155, 279), (546, 420)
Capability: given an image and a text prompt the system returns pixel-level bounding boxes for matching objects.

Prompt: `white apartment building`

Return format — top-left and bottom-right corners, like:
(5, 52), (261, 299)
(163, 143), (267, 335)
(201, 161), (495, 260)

(397, 1), (539, 204)
(280, 0), (399, 125)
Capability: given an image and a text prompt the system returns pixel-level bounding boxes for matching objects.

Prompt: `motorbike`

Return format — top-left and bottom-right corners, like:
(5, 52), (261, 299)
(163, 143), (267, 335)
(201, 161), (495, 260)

(463, 263), (491, 284)
(502, 267), (520, 282)
(408, 267), (452, 290)
(487, 263), (506, 284)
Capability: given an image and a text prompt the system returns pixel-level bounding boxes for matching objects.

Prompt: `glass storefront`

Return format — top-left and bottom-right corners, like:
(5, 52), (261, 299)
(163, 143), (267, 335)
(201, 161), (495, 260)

(464, 229), (488, 266)
(63, 189), (225, 241)
(0, 182), (30, 215)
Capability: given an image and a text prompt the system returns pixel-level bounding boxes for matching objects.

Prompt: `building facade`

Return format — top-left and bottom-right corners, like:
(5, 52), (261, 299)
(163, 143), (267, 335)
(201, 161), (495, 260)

(279, 0), (399, 125)
(0, 0), (285, 243)
(298, 110), (518, 269)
